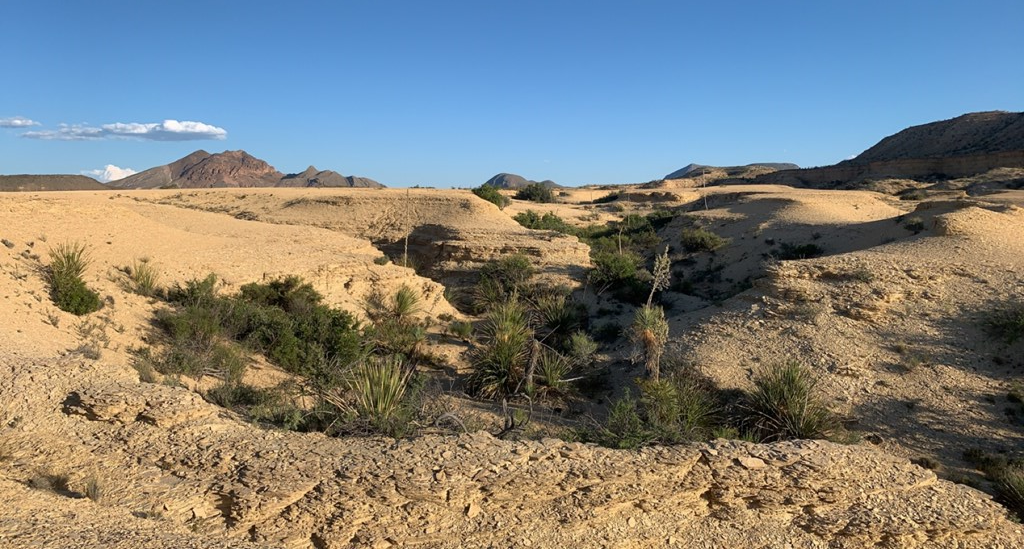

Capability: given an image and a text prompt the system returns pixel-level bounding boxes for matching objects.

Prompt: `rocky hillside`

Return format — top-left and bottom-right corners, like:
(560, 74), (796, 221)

(109, 151), (386, 189)
(278, 166), (383, 188)
(0, 174), (108, 192)
(663, 162), (798, 180)
(483, 172), (559, 189)
(759, 111), (1024, 187)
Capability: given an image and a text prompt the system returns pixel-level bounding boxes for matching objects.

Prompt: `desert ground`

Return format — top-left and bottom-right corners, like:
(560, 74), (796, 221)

(1, 183), (1023, 547)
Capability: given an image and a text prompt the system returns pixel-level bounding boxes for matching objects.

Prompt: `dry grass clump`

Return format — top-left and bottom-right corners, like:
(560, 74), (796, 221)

(123, 258), (161, 297)
(986, 300), (1024, 344)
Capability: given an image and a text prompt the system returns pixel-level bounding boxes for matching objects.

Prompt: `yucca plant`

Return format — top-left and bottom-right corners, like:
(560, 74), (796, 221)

(535, 348), (573, 395)
(347, 355), (413, 426)
(47, 241), (101, 315)
(996, 465), (1024, 521)
(629, 305), (669, 380)
(126, 258), (161, 297)
(742, 361), (836, 441)
(469, 300), (533, 398)
(392, 285), (422, 321)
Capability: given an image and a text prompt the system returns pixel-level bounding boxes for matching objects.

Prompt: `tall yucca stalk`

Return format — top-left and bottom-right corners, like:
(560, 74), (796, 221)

(629, 305), (668, 380)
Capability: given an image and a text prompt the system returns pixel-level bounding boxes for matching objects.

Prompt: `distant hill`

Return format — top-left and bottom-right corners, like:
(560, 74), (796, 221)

(483, 173), (560, 189)
(0, 175), (108, 192)
(279, 166), (383, 188)
(664, 163), (798, 180)
(758, 111), (1024, 187)
(109, 151), (386, 189)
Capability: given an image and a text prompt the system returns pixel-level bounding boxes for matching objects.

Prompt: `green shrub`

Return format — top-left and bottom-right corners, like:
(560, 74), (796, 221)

(742, 361), (837, 441)
(448, 320), (474, 340)
(776, 243), (824, 260)
(566, 331), (598, 365)
(47, 241), (102, 315)
(589, 251), (641, 294)
(473, 254), (536, 312)
(904, 216), (926, 232)
(344, 355), (413, 431)
(680, 227), (728, 253)
(996, 466), (1024, 521)
(986, 301), (1024, 344)
(513, 210), (574, 234)
(472, 184), (510, 209)
(602, 390), (652, 449)
(514, 183), (555, 203)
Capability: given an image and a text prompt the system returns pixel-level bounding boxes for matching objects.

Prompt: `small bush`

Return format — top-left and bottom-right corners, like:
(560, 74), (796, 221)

(346, 355), (414, 432)
(47, 241), (102, 315)
(473, 254), (535, 312)
(84, 475), (103, 503)
(566, 331), (598, 365)
(448, 320), (474, 340)
(589, 251), (642, 295)
(513, 210), (574, 234)
(602, 390), (652, 449)
(680, 227), (728, 253)
(986, 301), (1024, 344)
(742, 361), (837, 441)
(776, 242), (824, 260)
(472, 184), (510, 209)
(514, 183), (555, 203)
(904, 216), (926, 232)
(535, 348), (573, 395)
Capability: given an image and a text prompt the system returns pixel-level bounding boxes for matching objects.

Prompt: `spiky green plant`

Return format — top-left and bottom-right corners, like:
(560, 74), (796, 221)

(535, 348), (572, 395)
(469, 300), (533, 398)
(742, 361), (837, 441)
(566, 331), (598, 365)
(347, 355), (412, 426)
(47, 241), (102, 315)
(392, 285), (422, 321)
(629, 305), (669, 380)
(987, 301), (1024, 344)
(127, 258), (161, 297)
(995, 465), (1024, 521)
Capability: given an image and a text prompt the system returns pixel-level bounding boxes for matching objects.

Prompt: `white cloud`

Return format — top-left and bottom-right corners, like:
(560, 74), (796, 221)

(21, 119), (227, 141)
(82, 164), (138, 183)
(0, 116), (40, 128)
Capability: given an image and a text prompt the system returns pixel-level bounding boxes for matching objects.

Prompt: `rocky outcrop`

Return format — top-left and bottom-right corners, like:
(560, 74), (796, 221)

(0, 174), (108, 192)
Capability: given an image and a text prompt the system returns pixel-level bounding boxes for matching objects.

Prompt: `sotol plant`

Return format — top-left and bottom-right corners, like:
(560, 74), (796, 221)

(47, 241), (102, 315)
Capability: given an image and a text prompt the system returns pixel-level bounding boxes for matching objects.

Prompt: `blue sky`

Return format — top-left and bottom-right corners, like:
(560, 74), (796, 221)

(1, 1), (1022, 187)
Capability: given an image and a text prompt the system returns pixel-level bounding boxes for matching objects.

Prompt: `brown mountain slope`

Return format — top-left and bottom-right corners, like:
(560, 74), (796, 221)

(758, 111), (1024, 187)
(851, 111), (1024, 163)
(0, 174), (108, 192)
(111, 151), (386, 189)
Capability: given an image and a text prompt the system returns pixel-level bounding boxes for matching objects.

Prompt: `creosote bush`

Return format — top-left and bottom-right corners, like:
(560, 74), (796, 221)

(472, 184), (510, 209)
(680, 227), (728, 253)
(986, 300), (1024, 344)
(47, 241), (102, 315)
(513, 183), (555, 203)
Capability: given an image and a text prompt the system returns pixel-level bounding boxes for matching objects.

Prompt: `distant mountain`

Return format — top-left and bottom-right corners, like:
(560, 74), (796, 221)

(757, 111), (1024, 187)
(279, 166), (383, 188)
(663, 163), (799, 180)
(110, 151), (386, 189)
(0, 175), (108, 192)
(483, 173), (560, 189)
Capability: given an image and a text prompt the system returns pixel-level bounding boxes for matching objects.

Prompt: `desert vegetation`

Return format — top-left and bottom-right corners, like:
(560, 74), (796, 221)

(46, 241), (102, 315)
